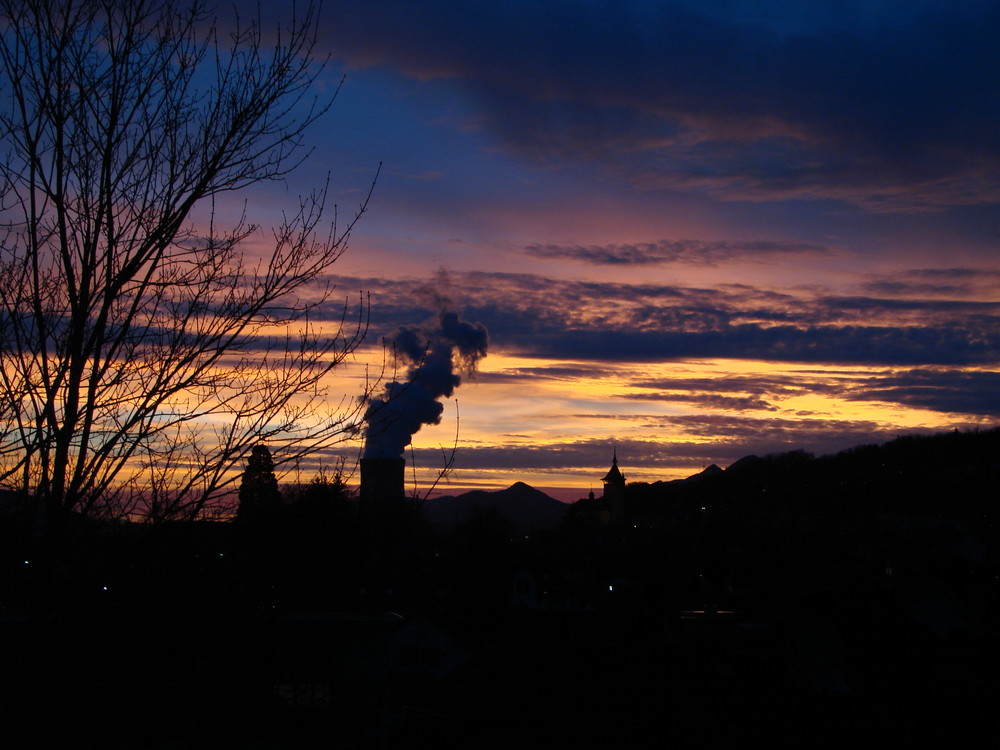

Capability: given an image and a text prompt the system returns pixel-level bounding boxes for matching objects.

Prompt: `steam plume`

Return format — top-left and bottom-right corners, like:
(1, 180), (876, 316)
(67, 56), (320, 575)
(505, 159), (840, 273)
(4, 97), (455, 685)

(363, 311), (488, 459)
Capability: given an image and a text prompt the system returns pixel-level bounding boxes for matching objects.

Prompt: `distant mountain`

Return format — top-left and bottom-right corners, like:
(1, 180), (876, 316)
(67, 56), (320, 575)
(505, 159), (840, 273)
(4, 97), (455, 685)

(678, 463), (724, 482)
(422, 481), (567, 533)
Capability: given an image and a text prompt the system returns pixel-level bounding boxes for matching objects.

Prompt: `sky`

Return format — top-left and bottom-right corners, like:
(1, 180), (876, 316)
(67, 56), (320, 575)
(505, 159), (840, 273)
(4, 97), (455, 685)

(236, 0), (1000, 500)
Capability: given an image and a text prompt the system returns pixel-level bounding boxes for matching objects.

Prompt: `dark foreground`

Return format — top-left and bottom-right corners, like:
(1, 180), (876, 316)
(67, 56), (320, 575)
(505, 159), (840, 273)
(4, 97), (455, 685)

(1, 429), (996, 747)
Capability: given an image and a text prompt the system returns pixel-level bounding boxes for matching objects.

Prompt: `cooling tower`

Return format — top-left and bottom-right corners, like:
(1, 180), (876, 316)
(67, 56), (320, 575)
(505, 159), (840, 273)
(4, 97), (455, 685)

(359, 457), (406, 508)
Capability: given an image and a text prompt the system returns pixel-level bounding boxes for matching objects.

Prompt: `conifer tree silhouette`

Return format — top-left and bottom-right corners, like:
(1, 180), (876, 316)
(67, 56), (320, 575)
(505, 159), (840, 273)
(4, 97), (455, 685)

(236, 446), (281, 524)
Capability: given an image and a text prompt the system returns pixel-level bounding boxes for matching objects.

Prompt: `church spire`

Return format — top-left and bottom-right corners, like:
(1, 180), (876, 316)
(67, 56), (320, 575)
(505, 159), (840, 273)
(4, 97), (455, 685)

(602, 449), (625, 484)
(600, 447), (626, 526)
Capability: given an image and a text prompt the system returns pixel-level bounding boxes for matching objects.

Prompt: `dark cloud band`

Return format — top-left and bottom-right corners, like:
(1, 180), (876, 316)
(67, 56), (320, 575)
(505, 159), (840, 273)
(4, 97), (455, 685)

(321, 270), (1000, 367)
(525, 238), (830, 266)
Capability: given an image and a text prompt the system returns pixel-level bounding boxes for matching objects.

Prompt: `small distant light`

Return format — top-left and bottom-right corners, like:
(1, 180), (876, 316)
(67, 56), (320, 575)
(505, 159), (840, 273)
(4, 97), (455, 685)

(23, 560), (29, 565)
(608, 585), (614, 592)
(102, 586), (108, 591)
(218, 552), (224, 557)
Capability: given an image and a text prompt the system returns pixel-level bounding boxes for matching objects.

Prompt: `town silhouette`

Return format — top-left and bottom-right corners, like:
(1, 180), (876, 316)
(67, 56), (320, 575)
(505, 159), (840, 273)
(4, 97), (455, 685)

(1, 427), (995, 747)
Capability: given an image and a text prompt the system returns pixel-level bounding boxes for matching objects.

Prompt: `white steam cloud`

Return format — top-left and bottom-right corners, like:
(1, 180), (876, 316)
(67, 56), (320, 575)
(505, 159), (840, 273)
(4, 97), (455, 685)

(363, 310), (488, 459)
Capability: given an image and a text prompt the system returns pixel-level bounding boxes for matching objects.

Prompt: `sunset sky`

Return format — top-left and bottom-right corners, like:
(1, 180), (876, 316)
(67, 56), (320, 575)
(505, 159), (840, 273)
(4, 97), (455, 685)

(238, 1), (999, 499)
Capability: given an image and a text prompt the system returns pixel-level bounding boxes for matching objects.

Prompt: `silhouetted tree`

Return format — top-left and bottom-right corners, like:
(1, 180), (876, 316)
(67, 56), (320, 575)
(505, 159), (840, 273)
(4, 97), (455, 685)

(0, 0), (375, 528)
(269, 467), (360, 606)
(236, 445), (281, 524)
(290, 466), (354, 509)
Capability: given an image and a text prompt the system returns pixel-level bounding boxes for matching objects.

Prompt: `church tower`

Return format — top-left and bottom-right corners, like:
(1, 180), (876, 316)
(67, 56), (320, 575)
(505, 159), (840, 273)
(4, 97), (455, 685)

(601, 449), (626, 526)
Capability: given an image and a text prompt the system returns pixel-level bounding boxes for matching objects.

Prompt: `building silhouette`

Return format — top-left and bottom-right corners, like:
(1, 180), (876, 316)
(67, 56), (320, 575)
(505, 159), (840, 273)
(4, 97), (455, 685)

(566, 449), (628, 528)
(602, 449), (626, 526)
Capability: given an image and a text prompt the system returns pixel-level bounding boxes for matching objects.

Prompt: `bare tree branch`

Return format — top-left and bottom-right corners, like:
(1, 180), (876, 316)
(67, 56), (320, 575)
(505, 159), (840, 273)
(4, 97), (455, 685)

(0, 0), (375, 524)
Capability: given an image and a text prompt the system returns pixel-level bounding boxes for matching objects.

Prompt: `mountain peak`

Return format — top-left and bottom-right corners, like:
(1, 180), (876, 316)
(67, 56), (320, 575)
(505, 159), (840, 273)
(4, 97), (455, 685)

(423, 482), (566, 532)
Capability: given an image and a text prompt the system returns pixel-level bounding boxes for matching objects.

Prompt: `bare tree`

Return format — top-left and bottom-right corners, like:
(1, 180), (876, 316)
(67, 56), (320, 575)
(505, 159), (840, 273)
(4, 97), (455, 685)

(0, 0), (374, 525)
